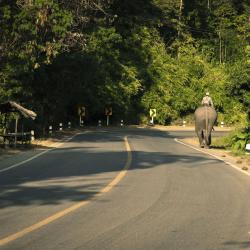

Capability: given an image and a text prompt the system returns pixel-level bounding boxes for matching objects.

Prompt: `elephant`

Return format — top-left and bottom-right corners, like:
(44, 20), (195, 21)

(194, 106), (217, 148)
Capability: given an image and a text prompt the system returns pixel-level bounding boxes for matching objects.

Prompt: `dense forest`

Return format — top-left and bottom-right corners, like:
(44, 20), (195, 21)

(0, 0), (249, 131)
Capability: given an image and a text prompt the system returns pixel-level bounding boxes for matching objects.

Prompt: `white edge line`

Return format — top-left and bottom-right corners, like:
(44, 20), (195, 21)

(174, 138), (250, 177)
(0, 133), (83, 173)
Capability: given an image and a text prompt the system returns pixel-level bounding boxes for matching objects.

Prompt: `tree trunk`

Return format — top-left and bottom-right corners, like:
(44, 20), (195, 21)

(178, 0), (183, 38)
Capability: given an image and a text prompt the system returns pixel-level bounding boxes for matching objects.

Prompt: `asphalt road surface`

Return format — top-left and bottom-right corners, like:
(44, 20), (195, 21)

(0, 128), (250, 250)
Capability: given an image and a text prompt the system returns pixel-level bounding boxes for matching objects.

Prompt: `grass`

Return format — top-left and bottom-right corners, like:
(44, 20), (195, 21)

(212, 134), (250, 163)
(211, 136), (230, 150)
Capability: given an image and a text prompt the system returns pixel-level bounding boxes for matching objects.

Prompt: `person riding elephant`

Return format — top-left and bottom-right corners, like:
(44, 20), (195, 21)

(201, 92), (214, 108)
(195, 92), (217, 148)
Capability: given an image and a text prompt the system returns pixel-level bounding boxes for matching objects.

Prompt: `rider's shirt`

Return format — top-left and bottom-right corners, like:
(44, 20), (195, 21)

(202, 96), (214, 107)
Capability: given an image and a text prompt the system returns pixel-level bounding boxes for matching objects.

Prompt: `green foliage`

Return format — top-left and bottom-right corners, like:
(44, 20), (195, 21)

(0, 0), (72, 105)
(230, 128), (250, 152)
(12, 0), (72, 66)
(225, 53), (250, 122)
(211, 127), (250, 153)
(0, 0), (249, 133)
(218, 101), (248, 127)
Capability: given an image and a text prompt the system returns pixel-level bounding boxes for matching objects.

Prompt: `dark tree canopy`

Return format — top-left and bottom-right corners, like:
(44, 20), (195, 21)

(0, 0), (249, 131)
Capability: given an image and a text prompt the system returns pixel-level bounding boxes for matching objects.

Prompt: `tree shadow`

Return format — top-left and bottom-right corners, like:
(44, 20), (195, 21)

(0, 128), (223, 209)
(223, 241), (250, 249)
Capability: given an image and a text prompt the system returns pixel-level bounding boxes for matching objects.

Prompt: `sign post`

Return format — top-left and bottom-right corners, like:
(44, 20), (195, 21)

(78, 106), (85, 127)
(149, 109), (156, 125)
(105, 107), (112, 126)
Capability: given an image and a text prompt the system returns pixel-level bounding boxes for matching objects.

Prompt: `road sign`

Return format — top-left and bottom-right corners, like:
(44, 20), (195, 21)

(78, 106), (85, 117)
(150, 109), (156, 118)
(105, 107), (112, 116)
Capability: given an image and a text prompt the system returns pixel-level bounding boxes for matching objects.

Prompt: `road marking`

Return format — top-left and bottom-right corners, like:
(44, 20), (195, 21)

(174, 138), (250, 177)
(0, 133), (82, 173)
(0, 136), (132, 246)
(98, 136), (132, 194)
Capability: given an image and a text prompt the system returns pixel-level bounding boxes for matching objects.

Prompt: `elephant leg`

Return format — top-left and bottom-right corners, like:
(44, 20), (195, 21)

(203, 131), (209, 148)
(196, 130), (204, 148)
(204, 127), (212, 148)
(208, 134), (211, 145)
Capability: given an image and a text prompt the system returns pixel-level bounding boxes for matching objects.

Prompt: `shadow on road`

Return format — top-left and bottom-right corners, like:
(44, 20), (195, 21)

(0, 128), (224, 208)
(223, 241), (250, 249)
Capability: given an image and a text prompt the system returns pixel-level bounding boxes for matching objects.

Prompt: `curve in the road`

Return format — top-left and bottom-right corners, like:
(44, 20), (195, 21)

(0, 136), (132, 247)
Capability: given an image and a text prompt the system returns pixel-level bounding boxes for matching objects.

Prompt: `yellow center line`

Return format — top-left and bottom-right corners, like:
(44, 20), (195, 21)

(0, 136), (132, 246)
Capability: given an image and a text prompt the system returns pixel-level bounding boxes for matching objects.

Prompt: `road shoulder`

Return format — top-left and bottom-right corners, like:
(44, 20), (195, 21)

(151, 125), (249, 175)
(0, 131), (78, 172)
(178, 137), (250, 175)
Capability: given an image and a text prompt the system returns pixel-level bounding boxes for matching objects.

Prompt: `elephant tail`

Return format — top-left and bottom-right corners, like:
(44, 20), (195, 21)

(205, 106), (209, 142)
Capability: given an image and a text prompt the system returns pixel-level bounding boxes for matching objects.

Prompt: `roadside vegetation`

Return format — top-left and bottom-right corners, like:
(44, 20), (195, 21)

(0, 1), (249, 144)
(212, 127), (250, 155)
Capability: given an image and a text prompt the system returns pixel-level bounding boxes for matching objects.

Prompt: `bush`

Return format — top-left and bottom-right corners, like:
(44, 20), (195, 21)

(229, 127), (250, 152)
(138, 114), (149, 125)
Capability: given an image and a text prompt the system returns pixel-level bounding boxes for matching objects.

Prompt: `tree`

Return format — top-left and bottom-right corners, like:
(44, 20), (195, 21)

(0, 0), (72, 102)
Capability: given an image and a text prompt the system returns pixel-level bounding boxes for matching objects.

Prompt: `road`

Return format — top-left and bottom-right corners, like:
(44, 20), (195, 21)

(0, 128), (250, 250)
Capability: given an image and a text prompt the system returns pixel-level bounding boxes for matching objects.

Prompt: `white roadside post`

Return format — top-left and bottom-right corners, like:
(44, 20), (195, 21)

(246, 143), (250, 154)
(30, 130), (35, 141)
(59, 123), (63, 131)
(183, 120), (186, 127)
(220, 121), (224, 128)
(68, 122), (71, 129)
(120, 120), (124, 127)
(49, 125), (52, 136)
(98, 120), (102, 127)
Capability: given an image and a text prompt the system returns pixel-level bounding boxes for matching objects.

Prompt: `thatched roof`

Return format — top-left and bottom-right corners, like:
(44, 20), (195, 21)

(0, 101), (37, 120)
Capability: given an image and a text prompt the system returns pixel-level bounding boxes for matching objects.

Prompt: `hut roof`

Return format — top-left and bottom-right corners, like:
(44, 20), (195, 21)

(0, 101), (37, 120)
